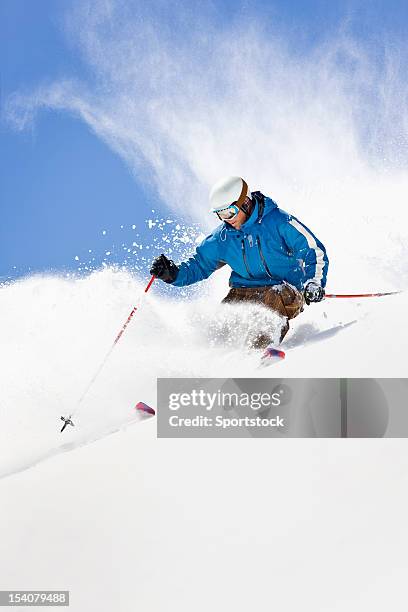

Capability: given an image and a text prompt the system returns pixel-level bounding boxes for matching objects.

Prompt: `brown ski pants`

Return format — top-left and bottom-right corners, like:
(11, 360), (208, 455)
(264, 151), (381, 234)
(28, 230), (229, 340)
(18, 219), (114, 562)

(222, 283), (304, 347)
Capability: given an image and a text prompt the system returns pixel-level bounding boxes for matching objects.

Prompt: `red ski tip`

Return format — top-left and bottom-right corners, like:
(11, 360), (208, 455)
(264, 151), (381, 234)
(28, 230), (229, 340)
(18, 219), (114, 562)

(262, 347), (286, 360)
(135, 401), (156, 416)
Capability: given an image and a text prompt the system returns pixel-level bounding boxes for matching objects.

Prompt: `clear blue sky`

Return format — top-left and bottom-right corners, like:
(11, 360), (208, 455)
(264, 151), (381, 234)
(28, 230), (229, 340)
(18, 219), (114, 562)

(1, 0), (407, 280)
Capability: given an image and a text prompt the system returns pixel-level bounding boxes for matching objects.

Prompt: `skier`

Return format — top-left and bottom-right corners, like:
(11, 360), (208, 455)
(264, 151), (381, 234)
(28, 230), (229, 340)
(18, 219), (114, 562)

(150, 176), (328, 348)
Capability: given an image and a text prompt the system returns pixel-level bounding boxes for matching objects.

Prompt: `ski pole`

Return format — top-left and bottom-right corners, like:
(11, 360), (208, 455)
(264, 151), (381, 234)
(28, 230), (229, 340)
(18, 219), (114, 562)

(325, 290), (401, 299)
(63, 275), (156, 425)
(112, 274), (155, 344)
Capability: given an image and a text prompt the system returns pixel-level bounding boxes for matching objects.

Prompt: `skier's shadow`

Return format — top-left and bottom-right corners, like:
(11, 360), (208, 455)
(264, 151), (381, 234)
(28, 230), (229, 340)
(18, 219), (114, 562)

(285, 320), (357, 350)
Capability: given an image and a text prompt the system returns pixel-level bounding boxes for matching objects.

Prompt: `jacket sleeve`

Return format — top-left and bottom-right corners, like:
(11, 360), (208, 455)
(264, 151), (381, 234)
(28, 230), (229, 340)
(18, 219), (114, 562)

(278, 216), (329, 288)
(172, 232), (222, 287)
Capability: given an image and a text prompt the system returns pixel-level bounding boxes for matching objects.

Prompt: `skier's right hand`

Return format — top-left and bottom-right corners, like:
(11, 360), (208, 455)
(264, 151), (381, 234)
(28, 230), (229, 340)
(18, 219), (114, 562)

(150, 254), (179, 284)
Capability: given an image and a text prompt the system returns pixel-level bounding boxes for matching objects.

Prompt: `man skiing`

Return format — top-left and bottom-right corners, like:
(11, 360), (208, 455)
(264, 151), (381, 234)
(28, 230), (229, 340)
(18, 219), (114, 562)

(150, 176), (328, 348)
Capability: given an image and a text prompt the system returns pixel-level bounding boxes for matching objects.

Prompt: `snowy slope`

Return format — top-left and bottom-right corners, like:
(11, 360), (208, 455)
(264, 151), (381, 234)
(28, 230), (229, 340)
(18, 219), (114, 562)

(0, 265), (407, 478)
(1, 409), (408, 612)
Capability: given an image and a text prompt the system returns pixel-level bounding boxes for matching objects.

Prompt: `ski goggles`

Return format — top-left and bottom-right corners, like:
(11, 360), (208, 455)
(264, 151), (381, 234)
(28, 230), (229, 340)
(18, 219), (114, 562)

(213, 204), (240, 221)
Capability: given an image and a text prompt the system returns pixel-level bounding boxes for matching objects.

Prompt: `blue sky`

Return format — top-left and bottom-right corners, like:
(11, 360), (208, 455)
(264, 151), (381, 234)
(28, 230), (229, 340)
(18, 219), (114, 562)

(1, 0), (408, 280)
(1, 1), (157, 279)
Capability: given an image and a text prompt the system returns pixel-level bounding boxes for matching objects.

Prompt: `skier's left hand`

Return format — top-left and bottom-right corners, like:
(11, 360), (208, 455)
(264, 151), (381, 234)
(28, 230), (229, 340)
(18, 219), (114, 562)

(304, 281), (325, 305)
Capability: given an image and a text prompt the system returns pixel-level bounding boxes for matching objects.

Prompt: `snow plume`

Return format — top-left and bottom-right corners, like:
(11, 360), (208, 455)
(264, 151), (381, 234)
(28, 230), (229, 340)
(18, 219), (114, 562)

(71, 215), (204, 281)
(1, 266), (408, 477)
(0, 267), (294, 476)
(5, 0), (408, 287)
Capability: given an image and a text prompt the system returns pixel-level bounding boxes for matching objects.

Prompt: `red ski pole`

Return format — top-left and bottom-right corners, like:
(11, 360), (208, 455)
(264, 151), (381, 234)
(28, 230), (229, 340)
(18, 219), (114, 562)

(325, 291), (401, 299)
(66, 275), (156, 423)
(113, 274), (155, 344)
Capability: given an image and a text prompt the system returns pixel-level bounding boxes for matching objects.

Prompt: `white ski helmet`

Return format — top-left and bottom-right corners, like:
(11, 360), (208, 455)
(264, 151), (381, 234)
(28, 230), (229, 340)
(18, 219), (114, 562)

(209, 176), (251, 213)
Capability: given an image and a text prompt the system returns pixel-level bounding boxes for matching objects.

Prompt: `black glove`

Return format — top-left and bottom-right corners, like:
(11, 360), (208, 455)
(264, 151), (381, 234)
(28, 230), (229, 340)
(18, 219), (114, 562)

(150, 254), (179, 284)
(304, 281), (325, 305)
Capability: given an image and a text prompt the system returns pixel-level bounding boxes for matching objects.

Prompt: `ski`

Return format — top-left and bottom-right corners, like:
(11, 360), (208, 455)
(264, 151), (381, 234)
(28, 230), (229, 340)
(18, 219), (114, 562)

(2, 410), (156, 480)
(260, 346), (286, 366)
(135, 402), (156, 416)
(259, 319), (357, 368)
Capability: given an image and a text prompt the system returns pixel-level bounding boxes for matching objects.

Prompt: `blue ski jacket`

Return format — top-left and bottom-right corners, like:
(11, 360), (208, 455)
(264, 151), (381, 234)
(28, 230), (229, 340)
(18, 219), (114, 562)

(173, 192), (328, 290)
